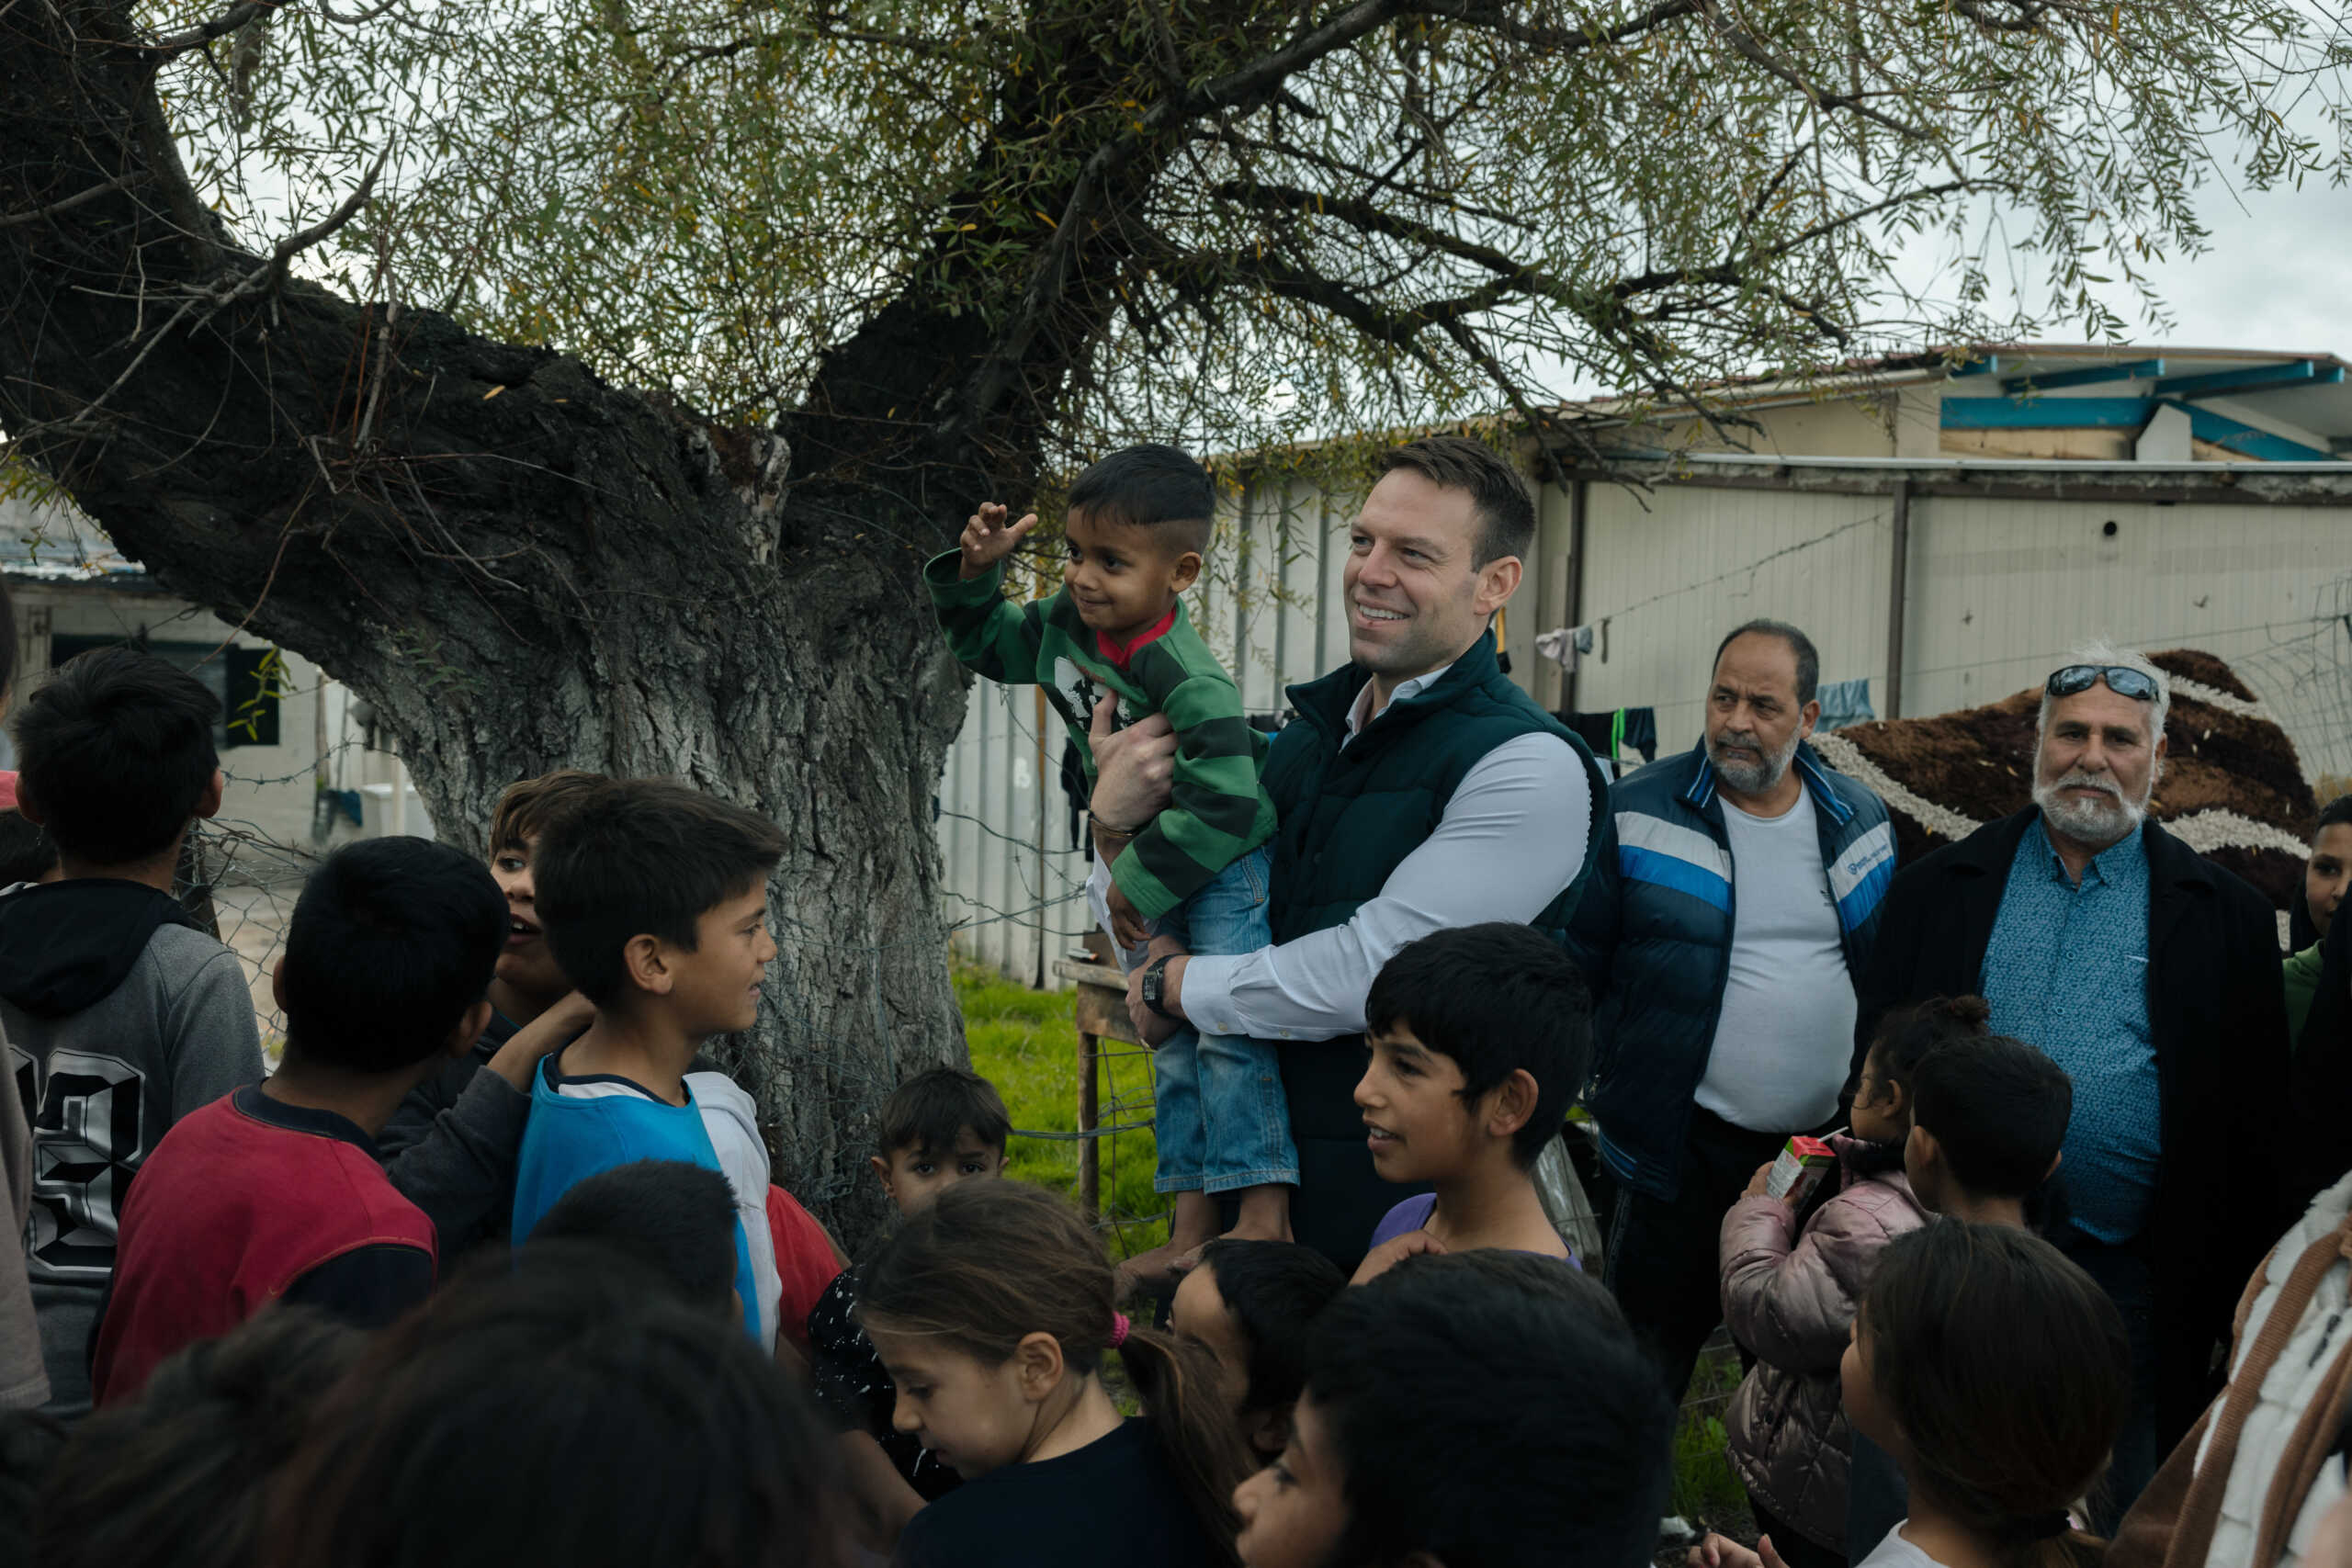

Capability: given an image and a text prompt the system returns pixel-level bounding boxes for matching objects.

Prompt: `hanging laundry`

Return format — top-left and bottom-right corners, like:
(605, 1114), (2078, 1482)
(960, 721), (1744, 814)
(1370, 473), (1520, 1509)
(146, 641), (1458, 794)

(1562, 707), (1657, 765)
(1815, 677), (1876, 731)
(1535, 625), (1597, 674)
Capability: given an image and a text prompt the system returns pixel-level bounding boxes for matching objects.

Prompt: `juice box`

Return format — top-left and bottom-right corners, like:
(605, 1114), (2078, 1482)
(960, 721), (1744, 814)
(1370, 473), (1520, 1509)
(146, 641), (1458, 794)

(1764, 1134), (1836, 1204)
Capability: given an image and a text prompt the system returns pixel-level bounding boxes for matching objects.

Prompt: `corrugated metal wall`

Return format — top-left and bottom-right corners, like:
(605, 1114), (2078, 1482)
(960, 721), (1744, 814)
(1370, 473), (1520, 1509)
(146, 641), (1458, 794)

(938, 466), (2352, 983)
(1566, 484), (1898, 754)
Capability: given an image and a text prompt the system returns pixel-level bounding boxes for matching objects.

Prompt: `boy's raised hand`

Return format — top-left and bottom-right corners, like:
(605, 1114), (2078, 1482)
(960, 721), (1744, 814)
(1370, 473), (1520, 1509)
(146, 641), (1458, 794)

(957, 502), (1038, 581)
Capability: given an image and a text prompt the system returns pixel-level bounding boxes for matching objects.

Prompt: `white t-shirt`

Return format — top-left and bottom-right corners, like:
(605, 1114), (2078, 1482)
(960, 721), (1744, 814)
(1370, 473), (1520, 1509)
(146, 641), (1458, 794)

(1692, 786), (1859, 1134)
(1856, 1523), (1948, 1568)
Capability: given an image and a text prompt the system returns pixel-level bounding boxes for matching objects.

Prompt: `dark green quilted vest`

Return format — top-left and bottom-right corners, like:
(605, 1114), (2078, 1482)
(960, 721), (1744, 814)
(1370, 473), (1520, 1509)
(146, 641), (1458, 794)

(1261, 634), (1607, 1270)
(1263, 635), (1605, 944)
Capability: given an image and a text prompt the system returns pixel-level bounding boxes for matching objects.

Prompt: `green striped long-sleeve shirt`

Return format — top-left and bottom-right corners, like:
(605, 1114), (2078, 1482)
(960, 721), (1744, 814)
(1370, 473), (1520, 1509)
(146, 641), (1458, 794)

(925, 549), (1276, 923)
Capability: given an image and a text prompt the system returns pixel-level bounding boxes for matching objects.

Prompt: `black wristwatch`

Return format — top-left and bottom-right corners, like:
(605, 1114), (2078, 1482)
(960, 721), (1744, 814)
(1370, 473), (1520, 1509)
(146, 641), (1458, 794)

(1140, 954), (1181, 1021)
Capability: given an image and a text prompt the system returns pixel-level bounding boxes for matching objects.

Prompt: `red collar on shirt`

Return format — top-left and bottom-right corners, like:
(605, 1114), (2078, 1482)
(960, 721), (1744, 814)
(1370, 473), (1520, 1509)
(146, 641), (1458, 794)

(1095, 605), (1177, 669)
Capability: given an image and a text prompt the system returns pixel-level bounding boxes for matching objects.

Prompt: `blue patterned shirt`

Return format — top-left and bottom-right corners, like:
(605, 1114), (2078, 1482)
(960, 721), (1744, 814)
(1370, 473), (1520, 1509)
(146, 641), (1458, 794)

(1979, 818), (2157, 1244)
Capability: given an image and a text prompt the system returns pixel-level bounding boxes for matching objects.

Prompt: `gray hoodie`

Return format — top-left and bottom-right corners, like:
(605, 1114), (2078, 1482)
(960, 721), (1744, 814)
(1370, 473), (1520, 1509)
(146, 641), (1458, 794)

(0, 879), (263, 1416)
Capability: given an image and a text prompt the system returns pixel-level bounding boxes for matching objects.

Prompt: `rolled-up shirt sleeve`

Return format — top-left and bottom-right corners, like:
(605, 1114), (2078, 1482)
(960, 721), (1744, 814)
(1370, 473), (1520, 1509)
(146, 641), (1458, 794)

(1179, 732), (1592, 1041)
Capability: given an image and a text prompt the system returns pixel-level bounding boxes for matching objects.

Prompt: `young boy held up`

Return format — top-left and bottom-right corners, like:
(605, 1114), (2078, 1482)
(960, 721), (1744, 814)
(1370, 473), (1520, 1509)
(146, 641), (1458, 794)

(377, 768), (605, 1256)
(1350, 922), (1589, 1283)
(0, 648), (266, 1415)
(927, 446), (1292, 1271)
(89, 835), (507, 1404)
(807, 1066), (1009, 1541)
(509, 778), (802, 1356)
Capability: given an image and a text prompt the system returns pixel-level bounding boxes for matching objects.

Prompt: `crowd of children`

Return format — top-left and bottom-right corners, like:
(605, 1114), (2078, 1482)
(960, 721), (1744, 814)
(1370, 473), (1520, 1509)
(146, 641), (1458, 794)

(0, 443), (2346, 1568)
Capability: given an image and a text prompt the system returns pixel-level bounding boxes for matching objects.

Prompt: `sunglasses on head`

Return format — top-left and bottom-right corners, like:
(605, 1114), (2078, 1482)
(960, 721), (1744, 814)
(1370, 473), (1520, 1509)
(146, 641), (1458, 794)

(2045, 664), (2161, 703)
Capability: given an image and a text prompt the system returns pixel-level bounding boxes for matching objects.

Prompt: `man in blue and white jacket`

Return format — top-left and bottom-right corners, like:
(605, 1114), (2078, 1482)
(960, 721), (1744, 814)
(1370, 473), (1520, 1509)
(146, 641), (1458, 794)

(1567, 620), (1894, 1405)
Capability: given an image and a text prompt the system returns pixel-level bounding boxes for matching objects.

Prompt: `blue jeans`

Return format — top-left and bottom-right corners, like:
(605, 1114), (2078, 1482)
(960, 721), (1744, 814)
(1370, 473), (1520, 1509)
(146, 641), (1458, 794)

(1150, 846), (1298, 1194)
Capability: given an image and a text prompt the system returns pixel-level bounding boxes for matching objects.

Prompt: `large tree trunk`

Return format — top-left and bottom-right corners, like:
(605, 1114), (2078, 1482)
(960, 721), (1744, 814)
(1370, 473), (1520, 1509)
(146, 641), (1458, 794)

(0, 3), (1007, 1243)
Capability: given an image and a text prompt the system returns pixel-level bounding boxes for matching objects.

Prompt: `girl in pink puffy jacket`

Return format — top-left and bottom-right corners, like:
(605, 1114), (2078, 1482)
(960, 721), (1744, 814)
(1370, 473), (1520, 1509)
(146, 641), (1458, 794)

(1714, 997), (1992, 1568)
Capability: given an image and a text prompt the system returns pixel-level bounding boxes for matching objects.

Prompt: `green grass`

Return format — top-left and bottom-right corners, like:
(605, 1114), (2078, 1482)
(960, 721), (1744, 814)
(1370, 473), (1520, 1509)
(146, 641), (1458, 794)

(1669, 1350), (1752, 1530)
(956, 962), (1170, 1262)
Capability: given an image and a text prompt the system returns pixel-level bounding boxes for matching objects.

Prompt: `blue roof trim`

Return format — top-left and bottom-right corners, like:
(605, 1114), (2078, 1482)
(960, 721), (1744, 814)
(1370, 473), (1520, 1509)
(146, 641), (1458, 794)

(2156, 359), (2340, 400)
(1999, 358), (2165, 392)
(2180, 403), (2335, 463)
(1940, 396), (2156, 430)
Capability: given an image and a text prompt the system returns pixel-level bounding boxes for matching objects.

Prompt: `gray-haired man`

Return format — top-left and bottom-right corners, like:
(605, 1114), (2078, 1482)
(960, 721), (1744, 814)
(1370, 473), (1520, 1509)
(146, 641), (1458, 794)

(1856, 642), (2289, 1526)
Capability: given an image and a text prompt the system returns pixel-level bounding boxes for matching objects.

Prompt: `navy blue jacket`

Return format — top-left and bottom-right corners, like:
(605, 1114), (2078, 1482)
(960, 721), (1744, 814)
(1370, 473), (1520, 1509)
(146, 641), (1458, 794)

(1566, 742), (1894, 1202)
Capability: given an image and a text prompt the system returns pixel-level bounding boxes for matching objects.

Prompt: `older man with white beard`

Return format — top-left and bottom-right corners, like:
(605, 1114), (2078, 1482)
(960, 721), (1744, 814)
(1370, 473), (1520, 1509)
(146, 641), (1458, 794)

(1566, 620), (1894, 1422)
(1857, 641), (2290, 1527)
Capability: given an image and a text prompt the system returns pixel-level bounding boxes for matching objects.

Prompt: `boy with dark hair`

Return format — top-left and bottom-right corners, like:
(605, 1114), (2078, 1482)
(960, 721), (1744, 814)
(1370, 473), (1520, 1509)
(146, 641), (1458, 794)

(378, 768), (604, 1255)
(511, 778), (792, 1353)
(1171, 1237), (1348, 1461)
(933, 445), (1290, 1276)
(89, 835), (506, 1404)
(528, 1159), (741, 1321)
(0, 647), (265, 1415)
(1351, 922), (1590, 1280)
(1905, 1033), (2073, 1229)
(1234, 1249), (1674, 1568)
(808, 1066), (1012, 1539)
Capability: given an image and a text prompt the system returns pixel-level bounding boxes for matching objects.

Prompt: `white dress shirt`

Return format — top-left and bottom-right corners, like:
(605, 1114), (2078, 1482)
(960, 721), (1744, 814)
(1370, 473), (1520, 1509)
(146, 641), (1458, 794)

(1091, 660), (1593, 1042)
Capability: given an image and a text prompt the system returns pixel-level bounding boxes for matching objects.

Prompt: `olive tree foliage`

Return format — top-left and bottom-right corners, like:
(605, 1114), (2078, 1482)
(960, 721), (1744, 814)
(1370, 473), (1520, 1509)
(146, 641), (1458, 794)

(0, 0), (2345, 1230)
(167, 0), (2351, 449)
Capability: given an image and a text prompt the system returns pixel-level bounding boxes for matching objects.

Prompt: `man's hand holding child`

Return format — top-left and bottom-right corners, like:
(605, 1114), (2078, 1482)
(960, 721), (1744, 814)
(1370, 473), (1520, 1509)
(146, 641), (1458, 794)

(957, 502), (1038, 581)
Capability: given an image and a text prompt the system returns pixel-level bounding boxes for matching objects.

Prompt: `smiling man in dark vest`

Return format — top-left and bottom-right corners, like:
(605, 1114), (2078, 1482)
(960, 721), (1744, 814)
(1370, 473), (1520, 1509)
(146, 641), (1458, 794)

(1087, 435), (1607, 1272)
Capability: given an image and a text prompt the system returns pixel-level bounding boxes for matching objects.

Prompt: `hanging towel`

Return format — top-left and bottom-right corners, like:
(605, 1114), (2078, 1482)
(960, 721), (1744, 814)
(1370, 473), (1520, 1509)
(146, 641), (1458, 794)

(1815, 677), (1876, 731)
(1536, 625), (1597, 673)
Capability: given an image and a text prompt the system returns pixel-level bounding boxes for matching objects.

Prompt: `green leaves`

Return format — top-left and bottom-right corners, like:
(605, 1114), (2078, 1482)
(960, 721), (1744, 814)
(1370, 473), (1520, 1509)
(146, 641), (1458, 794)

(136, 0), (2352, 468)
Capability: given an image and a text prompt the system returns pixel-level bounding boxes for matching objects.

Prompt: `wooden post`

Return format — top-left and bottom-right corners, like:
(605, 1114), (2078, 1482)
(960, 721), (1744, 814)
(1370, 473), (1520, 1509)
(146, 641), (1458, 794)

(1077, 1027), (1101, 1221)
(1035, 686), (1050, 987)
(1060, 958), (1139, 1225)
(1884, 479), (1911, 720)
(1562, 478), (1589, 715)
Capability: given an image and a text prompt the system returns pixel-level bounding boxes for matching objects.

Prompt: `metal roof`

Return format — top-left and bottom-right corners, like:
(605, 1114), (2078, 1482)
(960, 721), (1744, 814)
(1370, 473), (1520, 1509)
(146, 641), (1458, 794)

(0, 495), (153, 586)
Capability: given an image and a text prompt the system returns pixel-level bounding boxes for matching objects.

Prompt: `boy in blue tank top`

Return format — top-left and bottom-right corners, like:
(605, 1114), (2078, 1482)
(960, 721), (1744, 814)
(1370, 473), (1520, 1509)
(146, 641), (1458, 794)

(509, 779), (787, 1348)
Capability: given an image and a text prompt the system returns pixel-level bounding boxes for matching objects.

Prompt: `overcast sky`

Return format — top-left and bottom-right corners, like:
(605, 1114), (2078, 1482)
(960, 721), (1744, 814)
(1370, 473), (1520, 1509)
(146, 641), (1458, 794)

(1532, 169), (2352, 401)
(2074, 173), (2352, 358)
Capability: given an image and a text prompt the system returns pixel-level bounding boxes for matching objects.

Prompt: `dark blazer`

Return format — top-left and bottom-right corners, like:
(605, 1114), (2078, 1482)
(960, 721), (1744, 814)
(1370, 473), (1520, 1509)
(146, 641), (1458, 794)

(1854, 807), (2289, 1450)
(2289, 907), (2352, 1201)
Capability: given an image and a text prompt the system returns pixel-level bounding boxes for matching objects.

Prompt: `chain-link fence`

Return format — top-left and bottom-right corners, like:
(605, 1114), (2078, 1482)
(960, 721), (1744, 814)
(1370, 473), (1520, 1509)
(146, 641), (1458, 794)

(173, 813), (315, 1056)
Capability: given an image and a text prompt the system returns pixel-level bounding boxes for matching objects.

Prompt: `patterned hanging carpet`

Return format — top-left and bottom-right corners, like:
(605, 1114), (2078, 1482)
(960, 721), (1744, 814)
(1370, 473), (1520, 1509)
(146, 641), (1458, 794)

(1809, 650), (2317, 909)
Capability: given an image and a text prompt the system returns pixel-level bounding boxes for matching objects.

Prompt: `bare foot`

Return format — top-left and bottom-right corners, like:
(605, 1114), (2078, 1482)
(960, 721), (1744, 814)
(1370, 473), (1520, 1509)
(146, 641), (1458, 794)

(1114, 1191), (1216, 1298)
(1223, 1184), (1294, 1245)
